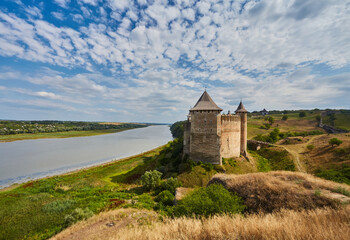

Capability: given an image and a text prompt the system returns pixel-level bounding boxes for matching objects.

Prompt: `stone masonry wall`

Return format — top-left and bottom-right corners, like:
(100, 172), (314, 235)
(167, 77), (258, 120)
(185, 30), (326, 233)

(219, 115), (241, 159)
(189, 110), (221, 164)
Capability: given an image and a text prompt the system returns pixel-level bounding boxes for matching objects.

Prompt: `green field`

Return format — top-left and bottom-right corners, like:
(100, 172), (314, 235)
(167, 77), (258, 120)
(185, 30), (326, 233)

(0, 128), (137, 142)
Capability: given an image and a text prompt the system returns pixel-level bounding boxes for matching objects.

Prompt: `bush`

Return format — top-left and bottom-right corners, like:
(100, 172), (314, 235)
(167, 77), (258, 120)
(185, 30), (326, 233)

(43, 199), (75, 213)
(299, 112), (306, 118)
(282, 115), (288, 120)
(141, 170), (162, 190)
(155, 190), (174, 206)
(156, 177), (182, 195)
(64, 208), (93, 227)
(329, 138), (343, 147)
(307, 144), (315, 151)
(174, 184), (245, 218)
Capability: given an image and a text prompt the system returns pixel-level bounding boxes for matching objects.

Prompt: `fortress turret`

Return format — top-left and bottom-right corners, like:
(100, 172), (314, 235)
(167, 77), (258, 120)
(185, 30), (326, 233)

(235, 101), (248, 156)
(183, 90), (249, 165)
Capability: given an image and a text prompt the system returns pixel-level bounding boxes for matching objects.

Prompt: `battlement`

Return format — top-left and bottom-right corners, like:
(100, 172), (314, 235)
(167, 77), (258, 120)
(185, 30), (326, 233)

(220, 114), (240, 123)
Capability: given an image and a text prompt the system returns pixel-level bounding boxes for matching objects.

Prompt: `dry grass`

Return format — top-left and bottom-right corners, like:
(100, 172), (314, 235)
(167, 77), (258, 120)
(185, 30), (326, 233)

(304, 133), (350, 171)
(51, 209), (158, 240)
(113, 207), (350, 240)
(52, 207), (350, 240)
(208, 171), (350, 213)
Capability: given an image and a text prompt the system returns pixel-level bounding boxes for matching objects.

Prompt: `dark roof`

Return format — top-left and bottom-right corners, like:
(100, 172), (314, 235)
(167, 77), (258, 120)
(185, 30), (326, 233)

(235, 101), (248, 113)
(190, 91), (223, 111)
(260, 108), (268, 112)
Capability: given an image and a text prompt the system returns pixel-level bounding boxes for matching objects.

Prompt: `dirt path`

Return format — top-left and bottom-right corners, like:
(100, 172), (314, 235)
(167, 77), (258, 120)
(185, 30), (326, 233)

(275, 135), (322, 173)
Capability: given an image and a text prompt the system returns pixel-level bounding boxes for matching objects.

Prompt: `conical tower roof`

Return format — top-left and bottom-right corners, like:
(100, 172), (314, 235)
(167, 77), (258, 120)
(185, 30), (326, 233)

(190, 90), (222, 111)
(235, 101), (248, 113)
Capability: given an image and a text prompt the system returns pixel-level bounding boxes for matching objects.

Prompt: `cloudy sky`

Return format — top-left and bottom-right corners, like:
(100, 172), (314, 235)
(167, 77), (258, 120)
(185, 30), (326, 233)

(0, 0), (349, 123)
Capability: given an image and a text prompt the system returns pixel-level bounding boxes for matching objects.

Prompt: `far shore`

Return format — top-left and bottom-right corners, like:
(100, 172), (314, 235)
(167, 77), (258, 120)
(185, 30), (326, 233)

(0, 143), (167, 192)
(0, 127), (144, 143)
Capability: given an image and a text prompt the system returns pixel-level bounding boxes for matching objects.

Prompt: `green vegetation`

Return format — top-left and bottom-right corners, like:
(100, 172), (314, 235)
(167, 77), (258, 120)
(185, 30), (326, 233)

(333, 147), (350, 161)
(249, 151), (271, 172)
(141, 170), (162, 190)
(155, 177), (182, 195)
(254, 128), (323, 143)
(254, 147), (295, 171)
(173, 184), (245, 218)
(322, 111), (350, 130)
(169, 121), (186, 138)
(332, 186), (350, 197)
(0, 128), (141, 142)
(64, 208), (94, 227)
(282, 115), (288, 120)
(307, 144), (315, 151)
(329, 138), (343, 147)
(299, 112), (306, 118)
(0, 120), (146, 135)
(315, 165), (350, 185)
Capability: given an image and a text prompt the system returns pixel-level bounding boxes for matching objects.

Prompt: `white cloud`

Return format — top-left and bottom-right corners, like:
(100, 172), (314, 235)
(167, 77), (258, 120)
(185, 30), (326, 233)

(0, 0), (350, 121)
(79, 0), (99, 6)
(108, 0), (130, 12)
(54, 0), (70, 8)
(25, 6), (43, 19)
(52, 12), (65, 20)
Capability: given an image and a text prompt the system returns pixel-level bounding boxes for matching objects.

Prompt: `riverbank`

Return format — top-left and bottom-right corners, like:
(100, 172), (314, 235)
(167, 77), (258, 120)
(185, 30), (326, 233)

(0, 143), (168, 239)
(0, 128), (141, 142)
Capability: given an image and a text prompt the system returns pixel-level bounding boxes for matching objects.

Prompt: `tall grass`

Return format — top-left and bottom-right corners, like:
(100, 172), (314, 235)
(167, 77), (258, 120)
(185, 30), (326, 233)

(111, 207), (350, 240)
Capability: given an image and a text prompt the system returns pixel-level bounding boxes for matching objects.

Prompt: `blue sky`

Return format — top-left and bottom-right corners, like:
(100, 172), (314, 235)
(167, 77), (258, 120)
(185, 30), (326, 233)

(0, 0), (349, 123)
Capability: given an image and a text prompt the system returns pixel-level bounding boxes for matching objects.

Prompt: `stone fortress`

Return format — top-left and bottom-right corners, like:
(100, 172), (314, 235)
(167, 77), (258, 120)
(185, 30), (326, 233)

(183, 90), (248, 165)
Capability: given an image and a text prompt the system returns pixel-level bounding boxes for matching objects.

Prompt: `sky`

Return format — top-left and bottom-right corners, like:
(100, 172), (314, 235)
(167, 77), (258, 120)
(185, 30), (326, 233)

(0, 0), (349, 123)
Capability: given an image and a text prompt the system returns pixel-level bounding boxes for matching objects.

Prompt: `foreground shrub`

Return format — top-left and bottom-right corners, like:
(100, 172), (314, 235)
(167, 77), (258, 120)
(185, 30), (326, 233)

(156, 177), (182, 195)
(174, 184), (245, 218)
(64, 208), (93, 227)
(141, 170), (162, 190)
(155, 190), (175, 206)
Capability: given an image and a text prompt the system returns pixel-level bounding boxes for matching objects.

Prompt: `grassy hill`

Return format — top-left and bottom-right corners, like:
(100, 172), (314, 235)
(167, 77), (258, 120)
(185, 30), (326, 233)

(52, 172), (350, 240)
(1, 118), (350, 239)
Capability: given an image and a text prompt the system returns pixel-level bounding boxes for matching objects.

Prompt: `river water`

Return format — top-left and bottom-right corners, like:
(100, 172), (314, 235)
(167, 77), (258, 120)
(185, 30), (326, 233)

(0, 125), (172, 189)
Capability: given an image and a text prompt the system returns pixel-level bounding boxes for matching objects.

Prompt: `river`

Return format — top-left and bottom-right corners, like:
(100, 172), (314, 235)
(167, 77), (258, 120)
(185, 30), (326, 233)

(0, 125), (172, 189)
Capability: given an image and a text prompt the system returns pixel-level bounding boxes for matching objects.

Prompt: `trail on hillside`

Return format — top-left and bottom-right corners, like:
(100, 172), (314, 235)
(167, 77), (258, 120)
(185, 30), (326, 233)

(275, 135), (322, 173)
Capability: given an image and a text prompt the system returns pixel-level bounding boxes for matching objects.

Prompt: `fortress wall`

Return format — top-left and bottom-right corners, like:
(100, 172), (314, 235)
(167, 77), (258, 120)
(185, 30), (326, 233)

(189, 111), (221, 164)
(219, 115), (241, 158)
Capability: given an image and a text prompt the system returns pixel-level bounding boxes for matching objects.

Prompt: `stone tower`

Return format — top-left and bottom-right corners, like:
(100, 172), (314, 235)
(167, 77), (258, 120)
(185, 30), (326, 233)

(235, 101), (248, 156)
(183, 90), (248, 165)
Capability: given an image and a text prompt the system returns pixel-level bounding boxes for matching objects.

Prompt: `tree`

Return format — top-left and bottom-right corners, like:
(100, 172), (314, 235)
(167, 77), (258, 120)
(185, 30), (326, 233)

(267, 116), (274, 124)
(141, 170), (162, 190)
(282, 115), (288, 121)
(329, 138), (343, 147)
(306, 144), (315, 151)
(299, 112), (306, 118)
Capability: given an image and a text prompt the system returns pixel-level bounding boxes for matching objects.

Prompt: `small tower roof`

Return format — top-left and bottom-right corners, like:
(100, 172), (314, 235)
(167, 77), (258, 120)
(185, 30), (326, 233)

(190, 90), (223, 111)
(235, 101), (248, 113)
